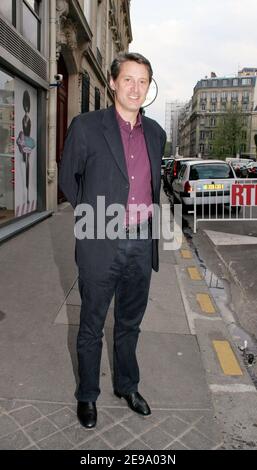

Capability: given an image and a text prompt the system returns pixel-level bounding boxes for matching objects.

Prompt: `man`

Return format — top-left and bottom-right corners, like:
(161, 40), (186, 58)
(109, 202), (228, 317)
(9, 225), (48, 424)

(59, 52), (166, 428)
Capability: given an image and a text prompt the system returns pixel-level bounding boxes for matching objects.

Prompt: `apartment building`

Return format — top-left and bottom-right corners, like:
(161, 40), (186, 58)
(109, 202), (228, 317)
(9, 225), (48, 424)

(165, 100), (186, 156)
(179, 69), (257, 159)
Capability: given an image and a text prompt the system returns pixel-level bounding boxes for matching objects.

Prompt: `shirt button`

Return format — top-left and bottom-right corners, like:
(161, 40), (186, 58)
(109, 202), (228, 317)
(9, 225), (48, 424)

(132, 197), (135, 201)
(131, 155), (134, 159)
(131, 176), (135, 180)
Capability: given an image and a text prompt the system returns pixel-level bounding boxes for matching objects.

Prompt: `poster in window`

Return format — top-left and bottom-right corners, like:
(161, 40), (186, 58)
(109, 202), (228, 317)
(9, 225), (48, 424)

(15, 78), (37, 216)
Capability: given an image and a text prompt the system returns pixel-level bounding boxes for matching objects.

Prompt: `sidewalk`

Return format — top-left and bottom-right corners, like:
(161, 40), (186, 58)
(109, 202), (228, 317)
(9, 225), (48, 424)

(0, 192), (257, 450)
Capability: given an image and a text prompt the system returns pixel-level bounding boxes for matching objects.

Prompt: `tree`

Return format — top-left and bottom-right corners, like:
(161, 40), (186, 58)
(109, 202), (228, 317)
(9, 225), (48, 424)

(210, 106), (247, 159)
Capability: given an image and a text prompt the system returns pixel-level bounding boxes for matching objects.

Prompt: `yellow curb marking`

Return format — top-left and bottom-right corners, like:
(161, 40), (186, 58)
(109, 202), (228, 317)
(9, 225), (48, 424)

(180, 249), (192, 259)
(196, 293), (216, 314)
(187, 267), (202, 280)
(213, 340), (243, 376)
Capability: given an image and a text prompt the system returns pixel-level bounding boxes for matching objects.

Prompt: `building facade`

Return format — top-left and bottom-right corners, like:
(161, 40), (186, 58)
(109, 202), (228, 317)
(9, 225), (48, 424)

(165, 101), (186, 156)
(0, 0), (132, 240)
(179, 69), (257, 159)
(0, 0), (49, 237)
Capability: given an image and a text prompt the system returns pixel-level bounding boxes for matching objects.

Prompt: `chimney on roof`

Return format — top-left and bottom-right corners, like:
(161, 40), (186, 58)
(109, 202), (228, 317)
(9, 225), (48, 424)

(211, 72), (217, 78)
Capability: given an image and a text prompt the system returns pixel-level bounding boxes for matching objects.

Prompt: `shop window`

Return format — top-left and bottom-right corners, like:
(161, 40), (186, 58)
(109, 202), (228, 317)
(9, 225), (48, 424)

(0, 69), (15, 224)
(0, 68), (38, 224)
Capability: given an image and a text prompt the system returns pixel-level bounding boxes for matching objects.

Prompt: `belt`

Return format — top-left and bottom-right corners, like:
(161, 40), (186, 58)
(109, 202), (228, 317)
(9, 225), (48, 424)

(124, 218), (152, 235)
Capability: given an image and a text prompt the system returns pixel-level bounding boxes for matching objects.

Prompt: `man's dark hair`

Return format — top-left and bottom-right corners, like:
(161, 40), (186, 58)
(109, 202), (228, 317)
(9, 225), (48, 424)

(111, 52), (153, 83)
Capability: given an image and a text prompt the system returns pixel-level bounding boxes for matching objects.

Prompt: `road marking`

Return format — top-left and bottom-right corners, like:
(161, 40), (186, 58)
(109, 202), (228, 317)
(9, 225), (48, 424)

(187, 267), (202, 280)
(180, 249), (192, 259)
(210, 384), (255, 393)
(196, 293), (216, 313)
(213, 340), (243, 376)
(205, 230), (257, 246)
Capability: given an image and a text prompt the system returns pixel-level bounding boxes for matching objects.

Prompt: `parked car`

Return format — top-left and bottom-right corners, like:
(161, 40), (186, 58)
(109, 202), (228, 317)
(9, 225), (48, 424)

(161, 157), (173, 178)
(172, 160), (237, 212)
(230, 160), (248, 178)
(164, 157), (201, 194)
(162, 159), (174, 190)
(246, 162), (257, 178)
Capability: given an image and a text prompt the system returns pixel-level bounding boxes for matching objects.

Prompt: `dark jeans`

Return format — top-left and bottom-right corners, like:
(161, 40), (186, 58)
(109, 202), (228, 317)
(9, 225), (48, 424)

(76, 237), (152, 402)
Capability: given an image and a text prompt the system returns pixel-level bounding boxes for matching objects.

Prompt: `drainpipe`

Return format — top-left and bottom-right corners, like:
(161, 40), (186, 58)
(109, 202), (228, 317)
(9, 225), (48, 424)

(47, 0), (57, 211)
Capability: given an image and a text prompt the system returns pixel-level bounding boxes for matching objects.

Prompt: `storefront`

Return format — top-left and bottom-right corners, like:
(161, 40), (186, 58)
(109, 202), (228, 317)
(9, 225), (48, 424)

(0, 69), (38, 225)
(0, 1), (50, 240)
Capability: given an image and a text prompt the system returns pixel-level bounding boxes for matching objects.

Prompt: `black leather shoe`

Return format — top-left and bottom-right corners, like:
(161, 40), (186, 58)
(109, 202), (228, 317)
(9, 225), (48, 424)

(114, 391), (151, 416)
(77, 401), (97, 428)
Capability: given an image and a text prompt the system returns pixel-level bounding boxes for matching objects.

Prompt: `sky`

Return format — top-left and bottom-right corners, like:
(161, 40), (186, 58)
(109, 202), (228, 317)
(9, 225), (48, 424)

(130, 0), (257, 128)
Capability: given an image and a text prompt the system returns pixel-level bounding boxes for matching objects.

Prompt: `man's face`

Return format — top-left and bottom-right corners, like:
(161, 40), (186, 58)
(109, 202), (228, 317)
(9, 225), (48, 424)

(110, 61), (150, 114)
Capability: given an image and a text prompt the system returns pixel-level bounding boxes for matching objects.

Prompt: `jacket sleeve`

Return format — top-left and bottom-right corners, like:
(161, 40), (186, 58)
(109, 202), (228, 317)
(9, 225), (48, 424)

(160, 129), (167, 157)
(58, 116), (87, 208)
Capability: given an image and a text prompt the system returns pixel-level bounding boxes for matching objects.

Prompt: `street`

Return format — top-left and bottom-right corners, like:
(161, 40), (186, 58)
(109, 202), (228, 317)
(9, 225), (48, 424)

(168, 191), (257, 385)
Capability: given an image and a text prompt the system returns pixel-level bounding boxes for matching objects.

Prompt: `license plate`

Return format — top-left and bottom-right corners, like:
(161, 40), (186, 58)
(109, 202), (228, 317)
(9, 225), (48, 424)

(203, 183), (224, 190)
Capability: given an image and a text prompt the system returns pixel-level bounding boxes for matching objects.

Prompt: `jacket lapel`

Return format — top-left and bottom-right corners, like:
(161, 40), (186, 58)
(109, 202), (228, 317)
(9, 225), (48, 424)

(102, 106), (129, 182)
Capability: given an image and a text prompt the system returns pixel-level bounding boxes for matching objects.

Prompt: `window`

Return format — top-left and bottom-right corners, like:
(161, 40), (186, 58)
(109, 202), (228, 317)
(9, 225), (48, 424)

(81, 72), (90, 113)
(84, 0), (91, 24)
(25, 0), (40, 14)
(202, 80), (207, 87)
(0, 0), (15, 24)
(221, 102), (226, 111)
(199, 144), (205, 153)
(201, 103), (206, 111)
(0, 69), (38, 223)
(232, 102), (238, 110)
(210, 117), (216, 127)
(200, 92), (207, 100)
(221, 91), (227, 101)
(211, 103), (216, 112)
(222, 79), (228, 86)
(190, 163), (234, 180)
(242, 78), (251, 86)
(242, 91), (249, 102)
(211, 92), (217, 100)
(200, 131), (205, 140)
(231, 91), (238, 101)
(242, 103), (248, 111)
(95, 87), (101, 110)
(241, 130), (247, 140)
(178, 164), (187, 179)
(96, 0), (103, 51)
(233, 79), (238, 86)
(212, 80), (217, 87)
(22, 0), (41, 50)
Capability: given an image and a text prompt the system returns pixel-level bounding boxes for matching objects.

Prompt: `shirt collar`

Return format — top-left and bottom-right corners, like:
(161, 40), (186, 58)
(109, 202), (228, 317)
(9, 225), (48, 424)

(115, 110), (142, 131)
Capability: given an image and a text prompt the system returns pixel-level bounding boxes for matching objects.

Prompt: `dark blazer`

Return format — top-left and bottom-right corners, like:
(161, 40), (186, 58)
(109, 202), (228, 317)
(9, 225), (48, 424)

(59, 105), (166, 278)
